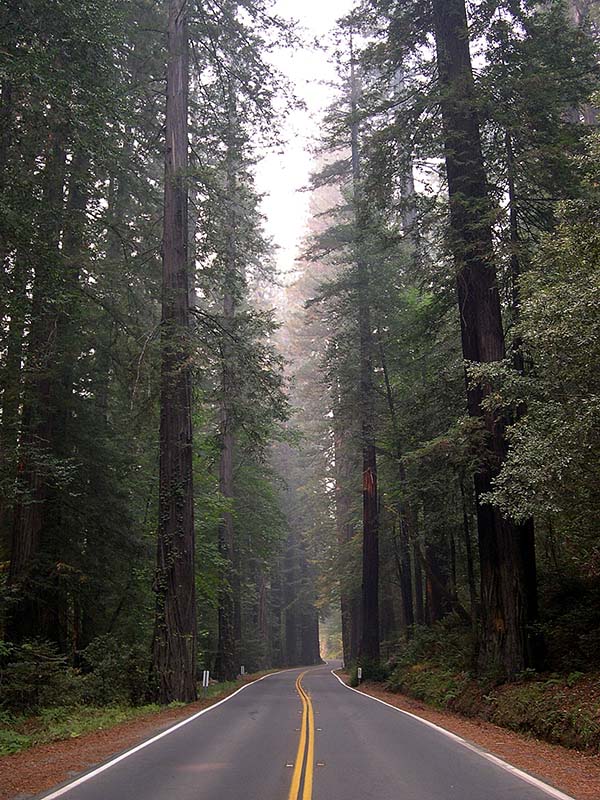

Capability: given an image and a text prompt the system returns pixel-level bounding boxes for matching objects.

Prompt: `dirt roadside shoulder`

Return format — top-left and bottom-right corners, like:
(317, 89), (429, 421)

(337, 673), (600, 800)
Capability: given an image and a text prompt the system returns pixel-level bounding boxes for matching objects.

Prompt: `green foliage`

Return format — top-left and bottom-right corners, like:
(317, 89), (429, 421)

(389, 619), (475, 675)
(0, 675), (253, 757)
(0, 640), (76, 713)
(355, 658), (390, 684)
(79, 636), (149, 706)
(0, 728), (31, 755)
(0, 703), (164, 757)
(388, 663), (470, 709)
(480, 129), (600, 559)
(486, 678), (600, 751)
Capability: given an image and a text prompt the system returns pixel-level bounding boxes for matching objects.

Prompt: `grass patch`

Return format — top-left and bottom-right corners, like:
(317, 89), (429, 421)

(0, 677), (248, 757)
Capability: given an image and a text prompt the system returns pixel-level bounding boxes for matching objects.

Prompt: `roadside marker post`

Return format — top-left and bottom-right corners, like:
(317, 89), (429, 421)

(202, 670), (210, 697)
(357, 666), (362, 684)
(240, 665), (245, 676)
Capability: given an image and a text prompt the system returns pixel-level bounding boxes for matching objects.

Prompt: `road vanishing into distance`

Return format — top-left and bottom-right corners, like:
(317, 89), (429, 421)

(39, 663), (572, 800)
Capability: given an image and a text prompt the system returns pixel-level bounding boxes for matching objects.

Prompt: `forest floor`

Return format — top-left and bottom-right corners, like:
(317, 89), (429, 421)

(339, 673), (600, 800)
(0, 671), (273, 800)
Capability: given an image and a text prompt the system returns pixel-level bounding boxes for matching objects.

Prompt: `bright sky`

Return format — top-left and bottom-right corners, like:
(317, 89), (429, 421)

(255, 0), (352, 274)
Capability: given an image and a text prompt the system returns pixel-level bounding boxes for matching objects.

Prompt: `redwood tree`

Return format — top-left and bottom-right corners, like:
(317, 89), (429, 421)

(431, 0), (537, 677)
(349, 43), (380, 665)
(151, 0), (197, 703)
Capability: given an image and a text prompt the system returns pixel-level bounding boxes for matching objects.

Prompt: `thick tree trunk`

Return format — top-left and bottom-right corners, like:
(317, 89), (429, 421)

(432, 0), (537, 677)
(151, 0), (197, 703)
(350, 42), (379, 666)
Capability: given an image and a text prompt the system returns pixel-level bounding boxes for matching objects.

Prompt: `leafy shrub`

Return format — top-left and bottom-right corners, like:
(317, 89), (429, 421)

(387, 662), (470, 708)
(0, 728), (31, 755)
(80, 635), (149, 705)
(487, 679), (600, 751)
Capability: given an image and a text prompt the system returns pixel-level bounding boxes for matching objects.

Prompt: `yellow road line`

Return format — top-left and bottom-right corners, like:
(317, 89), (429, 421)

(301, 677), (314, 800)
(288, 671), (315, 800)
(288, 672), (308, 800)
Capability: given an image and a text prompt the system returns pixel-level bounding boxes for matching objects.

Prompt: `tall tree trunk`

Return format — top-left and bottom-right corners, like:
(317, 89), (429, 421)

(350, 38), (380, 666)
(431, 0), (537, 677)
(151, 0), (197, 703)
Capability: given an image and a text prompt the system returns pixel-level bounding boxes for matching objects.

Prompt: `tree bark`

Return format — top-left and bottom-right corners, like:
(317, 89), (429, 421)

(151, 0), (197, 703)
(431, 0), (537, 677)
(350, 38), (380, 666)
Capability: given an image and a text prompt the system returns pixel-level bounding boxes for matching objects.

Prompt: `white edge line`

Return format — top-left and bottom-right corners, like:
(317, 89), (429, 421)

(40, 667), (302, 800)
(330, 669), (575, 800)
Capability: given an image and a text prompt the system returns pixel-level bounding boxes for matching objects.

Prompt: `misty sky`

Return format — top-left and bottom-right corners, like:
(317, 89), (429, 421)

(255, 0), (352, 274)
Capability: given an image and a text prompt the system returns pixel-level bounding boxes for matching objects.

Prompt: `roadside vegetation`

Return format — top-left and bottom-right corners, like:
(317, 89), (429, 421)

(0, 638), (252, 757)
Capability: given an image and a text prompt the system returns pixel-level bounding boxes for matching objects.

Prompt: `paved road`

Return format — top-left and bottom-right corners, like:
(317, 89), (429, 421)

(40, 663), (572, 800)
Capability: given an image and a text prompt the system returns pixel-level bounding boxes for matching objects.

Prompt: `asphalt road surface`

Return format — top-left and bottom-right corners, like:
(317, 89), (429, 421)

(39, 663), (573, 800)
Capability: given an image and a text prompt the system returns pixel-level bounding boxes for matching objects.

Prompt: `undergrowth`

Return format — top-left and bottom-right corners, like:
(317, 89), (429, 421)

(381, 618), (600, 753)
(0, 639), (253, 757)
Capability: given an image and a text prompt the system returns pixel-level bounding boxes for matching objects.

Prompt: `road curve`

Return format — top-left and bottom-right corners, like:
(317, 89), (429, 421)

(37, 663), (573, 800)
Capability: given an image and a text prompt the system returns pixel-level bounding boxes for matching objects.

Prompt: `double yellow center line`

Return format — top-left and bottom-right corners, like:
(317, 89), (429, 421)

(288, 671), (315, 800)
